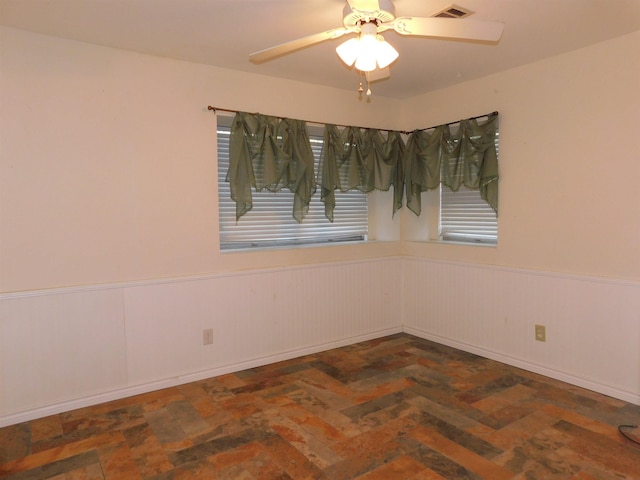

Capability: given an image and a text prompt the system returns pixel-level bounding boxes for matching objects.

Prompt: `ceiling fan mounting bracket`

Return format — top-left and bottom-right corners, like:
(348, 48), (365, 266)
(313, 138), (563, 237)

(357, 19), (380, 27)
(343, 0), (396, 29)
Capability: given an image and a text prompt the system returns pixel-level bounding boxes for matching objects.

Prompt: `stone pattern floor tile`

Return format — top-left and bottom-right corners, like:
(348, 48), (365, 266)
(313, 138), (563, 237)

(2, 334), (640, 479)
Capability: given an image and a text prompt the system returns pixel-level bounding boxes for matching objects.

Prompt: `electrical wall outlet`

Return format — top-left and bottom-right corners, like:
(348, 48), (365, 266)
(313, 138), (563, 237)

(202, 328), (213, 345)
(535, 324), (546, 342)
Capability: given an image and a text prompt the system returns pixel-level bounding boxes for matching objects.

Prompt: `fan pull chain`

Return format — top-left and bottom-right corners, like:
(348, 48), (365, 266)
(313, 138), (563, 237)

(357, 70), (372, 100)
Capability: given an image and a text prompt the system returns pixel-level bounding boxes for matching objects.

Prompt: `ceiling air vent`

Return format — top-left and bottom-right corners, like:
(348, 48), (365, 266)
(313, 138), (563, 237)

(432, 4), (474, 18)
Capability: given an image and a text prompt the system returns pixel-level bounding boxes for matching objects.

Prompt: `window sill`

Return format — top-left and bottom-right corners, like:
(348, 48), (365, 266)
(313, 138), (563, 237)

(409, 239), (497, 248)
(220, 239), (371, 254)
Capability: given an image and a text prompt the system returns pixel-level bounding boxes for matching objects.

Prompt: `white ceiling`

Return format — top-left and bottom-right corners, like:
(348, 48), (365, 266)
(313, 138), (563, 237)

(1, 0), (639, 99)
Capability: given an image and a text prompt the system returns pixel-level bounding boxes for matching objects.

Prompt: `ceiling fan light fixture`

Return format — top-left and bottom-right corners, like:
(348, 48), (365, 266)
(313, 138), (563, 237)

(336, 24), (399, 72)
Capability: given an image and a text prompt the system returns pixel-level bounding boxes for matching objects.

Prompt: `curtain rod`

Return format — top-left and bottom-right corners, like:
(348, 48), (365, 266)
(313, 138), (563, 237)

(413, 111), (499, 134)
(208, 105), (399, 134)
(207, 106), (498, 135)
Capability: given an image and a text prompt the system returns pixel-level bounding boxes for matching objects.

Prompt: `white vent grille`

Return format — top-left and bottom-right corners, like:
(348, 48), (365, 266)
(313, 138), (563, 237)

(432, 4), (473, 18)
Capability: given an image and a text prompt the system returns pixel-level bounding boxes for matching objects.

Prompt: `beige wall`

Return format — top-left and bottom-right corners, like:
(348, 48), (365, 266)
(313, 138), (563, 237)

(402, 30), (640, 281)
(2, 27), (639, 293)
(0, 27), (403, 293)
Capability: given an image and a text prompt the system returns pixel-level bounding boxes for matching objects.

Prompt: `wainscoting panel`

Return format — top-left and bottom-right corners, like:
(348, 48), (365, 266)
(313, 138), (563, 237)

(3, 256), (638, 427)
(402, 257), (640, 405)
(0, 258), (403, 427)
(0, 288), (128, 416)
(124, 259), (404, 386)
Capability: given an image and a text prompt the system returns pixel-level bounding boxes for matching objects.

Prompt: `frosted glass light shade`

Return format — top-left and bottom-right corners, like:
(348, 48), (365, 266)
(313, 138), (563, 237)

(354, 33), (377, 71)
(355, 54), (377, 72)
(375, 37), (399, 69)
(336, 38), (360, 66)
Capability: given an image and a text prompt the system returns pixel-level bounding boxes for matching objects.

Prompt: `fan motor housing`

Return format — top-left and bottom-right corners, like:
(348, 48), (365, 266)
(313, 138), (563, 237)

(343, 0), (396, 27)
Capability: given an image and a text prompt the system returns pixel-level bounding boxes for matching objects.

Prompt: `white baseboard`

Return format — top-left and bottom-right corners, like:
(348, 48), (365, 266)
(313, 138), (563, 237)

(0, 326), (402, 428)
(404, 326), (640, 406)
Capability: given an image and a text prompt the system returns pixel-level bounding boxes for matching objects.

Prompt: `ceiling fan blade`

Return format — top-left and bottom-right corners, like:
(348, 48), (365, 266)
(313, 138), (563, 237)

(367, 67), (390, 82)
(346, 0), (381, 13)
(249, 27), (353, 64)
(393, 17), (504, 43)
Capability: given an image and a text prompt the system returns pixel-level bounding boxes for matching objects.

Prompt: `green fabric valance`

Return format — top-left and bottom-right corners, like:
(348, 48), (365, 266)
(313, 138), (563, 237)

(227, 112), (315, 222)
(404, 112), (499, 216)
(319, 126), (405, 221)
(226, 111), (498, 223)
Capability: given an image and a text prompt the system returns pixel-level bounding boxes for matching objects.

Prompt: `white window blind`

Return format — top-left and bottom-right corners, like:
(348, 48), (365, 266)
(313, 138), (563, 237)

(440, 186), (497, 244)
(440, 131), (498, 245)
(217, 122), (368, 250)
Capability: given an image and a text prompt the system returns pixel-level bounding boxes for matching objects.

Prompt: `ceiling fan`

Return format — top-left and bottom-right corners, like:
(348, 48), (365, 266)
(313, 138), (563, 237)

(249, 0), (504, 88)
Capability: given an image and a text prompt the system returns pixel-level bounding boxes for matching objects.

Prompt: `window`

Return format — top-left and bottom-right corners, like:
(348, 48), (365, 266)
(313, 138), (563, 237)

(440, 186), (498, 244)
(217, 117), (368, 250)
(439, 131), (499, 245)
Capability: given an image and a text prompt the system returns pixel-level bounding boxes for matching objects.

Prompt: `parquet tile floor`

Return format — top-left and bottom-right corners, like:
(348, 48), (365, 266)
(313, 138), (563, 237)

(2, 334), (640, 479)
